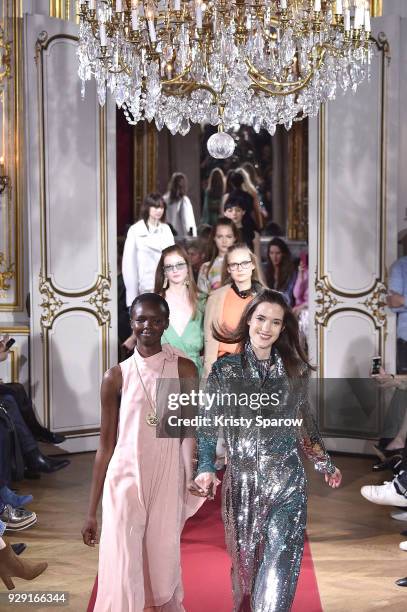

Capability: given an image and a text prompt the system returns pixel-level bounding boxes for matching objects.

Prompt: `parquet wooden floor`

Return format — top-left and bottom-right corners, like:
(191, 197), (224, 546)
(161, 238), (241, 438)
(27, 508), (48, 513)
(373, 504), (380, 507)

(2, 453), (407, 611)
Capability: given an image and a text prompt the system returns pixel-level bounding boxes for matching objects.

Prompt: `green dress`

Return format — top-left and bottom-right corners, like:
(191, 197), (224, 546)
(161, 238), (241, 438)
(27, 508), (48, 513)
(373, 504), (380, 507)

(162, 302), (204, 377)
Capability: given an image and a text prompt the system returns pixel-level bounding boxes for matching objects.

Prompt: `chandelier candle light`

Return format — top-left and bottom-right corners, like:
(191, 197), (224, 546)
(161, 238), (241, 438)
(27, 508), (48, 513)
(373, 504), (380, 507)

(78, 0), (374, 158)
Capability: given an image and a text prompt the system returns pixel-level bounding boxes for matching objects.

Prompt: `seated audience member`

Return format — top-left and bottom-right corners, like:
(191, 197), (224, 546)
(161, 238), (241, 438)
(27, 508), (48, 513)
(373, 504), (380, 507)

(0, 516), (47, 589)
(387, 255), (407, 374)
(360, 368), (407, 587)
(0, 337), (69, 477)
(293, 254), (309, 346)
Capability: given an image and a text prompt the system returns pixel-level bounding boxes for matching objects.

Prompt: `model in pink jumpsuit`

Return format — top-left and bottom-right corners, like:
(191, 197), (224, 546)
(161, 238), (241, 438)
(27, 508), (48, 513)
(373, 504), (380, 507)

(94, 344), (202, 612)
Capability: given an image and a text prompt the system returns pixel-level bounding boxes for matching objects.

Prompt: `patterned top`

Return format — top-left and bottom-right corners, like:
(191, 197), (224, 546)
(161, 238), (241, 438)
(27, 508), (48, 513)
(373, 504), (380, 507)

(197, 255), (224, 296)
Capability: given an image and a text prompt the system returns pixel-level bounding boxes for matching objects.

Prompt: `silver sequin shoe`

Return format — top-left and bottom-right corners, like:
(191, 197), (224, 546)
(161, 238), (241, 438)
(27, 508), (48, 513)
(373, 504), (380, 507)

(0, 504), (37, 531)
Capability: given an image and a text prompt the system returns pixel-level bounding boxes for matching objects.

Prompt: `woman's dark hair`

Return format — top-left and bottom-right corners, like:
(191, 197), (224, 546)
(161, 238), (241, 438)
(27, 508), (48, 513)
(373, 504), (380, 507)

(207, 167), (225, 199)
(225, 169), (236, 194)
(139, 193), (166, 224)
(168, 172), (187, 202)
(204, 217), (240, 278)
(212, 289), (313, 377)
(130, 293), (169, 319)
(266, 238), (295, 291)
(154, 244), (200, 318)
(229, 172), (245, 190)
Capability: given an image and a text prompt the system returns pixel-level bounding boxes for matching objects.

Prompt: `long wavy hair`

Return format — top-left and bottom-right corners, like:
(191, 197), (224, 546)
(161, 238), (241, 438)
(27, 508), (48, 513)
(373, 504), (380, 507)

(204, 218), (240, 279)
(235, 167), (258, 199)
(266, 238), (295, 291)
(221, 243), (265, 287)
(167, 172), (187, 203)
(241, 162), (261, 188)
(207, 167), (226, 199)
(212, 289), (313, 377)
(154, 244), (200, 318)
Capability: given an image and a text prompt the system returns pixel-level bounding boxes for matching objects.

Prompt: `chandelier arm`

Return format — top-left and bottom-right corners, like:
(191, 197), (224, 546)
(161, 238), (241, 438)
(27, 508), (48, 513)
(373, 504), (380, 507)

(162, 81), (218, 102)
(160, 63), (193, 85)
(246, 47), (327, 94)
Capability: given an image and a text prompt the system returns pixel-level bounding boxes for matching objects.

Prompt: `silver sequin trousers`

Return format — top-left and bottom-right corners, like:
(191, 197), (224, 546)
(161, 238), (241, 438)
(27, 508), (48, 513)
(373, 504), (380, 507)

(221, 450), (307, 612)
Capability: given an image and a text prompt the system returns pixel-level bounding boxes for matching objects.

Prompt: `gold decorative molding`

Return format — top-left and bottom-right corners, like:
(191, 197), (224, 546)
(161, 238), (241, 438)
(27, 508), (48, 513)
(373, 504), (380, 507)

(0, 2), (24, 311)
(39, 276), (65, 329)
(0, 26), (11, 82)
(84, 274), (112, 326)
(0, 252), (14, 293)
(315, 276), (388, 330)
(359, 281), (387, 327)
(315, 277), (341, 327)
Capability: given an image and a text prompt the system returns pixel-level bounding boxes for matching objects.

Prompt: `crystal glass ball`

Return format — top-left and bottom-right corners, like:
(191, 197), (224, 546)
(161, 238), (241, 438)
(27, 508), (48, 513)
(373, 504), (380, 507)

(207, 131), (235, 159)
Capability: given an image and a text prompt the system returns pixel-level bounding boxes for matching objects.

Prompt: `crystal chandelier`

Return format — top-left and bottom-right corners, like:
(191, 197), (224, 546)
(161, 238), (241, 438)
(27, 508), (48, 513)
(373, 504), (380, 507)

(78, 0), (373, 157)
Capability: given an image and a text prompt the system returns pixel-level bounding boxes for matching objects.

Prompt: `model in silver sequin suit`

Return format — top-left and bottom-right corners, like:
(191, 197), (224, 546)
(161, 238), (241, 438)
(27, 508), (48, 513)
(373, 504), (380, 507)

(196, 344), (335, 612)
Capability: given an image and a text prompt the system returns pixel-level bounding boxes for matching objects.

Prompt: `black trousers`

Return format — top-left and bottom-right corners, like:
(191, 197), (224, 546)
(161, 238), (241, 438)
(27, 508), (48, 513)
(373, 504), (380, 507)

(0, 421), (11, 486)
(0, 395), (37, 455)
(0, 382), (43, 434)
(397, 339), (407, 375)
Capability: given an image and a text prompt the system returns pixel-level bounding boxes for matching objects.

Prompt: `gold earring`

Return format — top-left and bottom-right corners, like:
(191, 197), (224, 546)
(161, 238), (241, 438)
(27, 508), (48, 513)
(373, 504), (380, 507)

(184, 278), (190, 287)
(163, 276), (168, 289)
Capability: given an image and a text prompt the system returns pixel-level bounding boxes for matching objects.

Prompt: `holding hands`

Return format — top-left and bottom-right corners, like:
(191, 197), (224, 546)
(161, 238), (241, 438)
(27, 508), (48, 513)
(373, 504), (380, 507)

(194, 472), (221, 500)
(325, 467), (342, 489)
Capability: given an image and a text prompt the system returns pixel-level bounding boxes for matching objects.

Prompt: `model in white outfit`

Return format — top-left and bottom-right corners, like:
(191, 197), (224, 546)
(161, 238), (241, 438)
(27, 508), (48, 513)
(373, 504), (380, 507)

(164, 172), (197, 237)
(122, 195), (174, 307)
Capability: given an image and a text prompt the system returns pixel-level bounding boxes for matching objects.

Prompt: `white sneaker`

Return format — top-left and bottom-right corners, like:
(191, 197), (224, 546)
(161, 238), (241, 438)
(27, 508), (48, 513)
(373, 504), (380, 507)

(360, 481), (407, 507)
(391, 510), (407, 521)
(400, 541), (407, 551)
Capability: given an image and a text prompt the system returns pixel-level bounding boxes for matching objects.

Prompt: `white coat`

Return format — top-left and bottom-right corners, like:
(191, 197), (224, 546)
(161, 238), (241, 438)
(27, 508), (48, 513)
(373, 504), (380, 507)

(122, 220), (175, 306)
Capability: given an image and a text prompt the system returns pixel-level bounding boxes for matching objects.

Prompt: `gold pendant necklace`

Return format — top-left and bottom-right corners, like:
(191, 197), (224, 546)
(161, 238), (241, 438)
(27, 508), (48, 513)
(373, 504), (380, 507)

(134, 354), (166, 427)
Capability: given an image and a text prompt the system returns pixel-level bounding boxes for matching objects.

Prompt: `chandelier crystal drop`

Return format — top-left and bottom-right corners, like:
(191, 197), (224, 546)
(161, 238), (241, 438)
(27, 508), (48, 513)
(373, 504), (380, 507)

(78, 0), (374, 155)
(207, 129), (236, 158)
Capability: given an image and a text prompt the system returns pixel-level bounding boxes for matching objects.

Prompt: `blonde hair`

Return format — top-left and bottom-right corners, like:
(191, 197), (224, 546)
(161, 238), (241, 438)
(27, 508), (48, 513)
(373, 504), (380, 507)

(221, 243), (266, 287)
